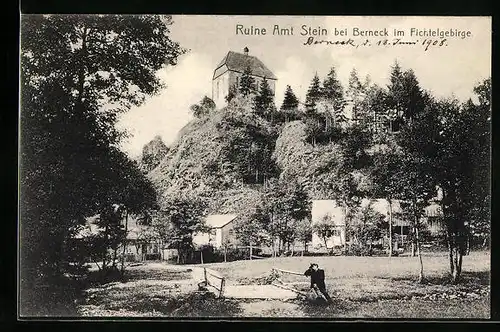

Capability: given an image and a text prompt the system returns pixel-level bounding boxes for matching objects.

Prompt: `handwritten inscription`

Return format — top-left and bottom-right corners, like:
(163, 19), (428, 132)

(303, 37), (449, 51)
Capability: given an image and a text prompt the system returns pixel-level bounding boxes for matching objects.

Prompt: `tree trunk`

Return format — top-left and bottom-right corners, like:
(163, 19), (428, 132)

(112, 248), (118, 268)
(451, 241), (463, 284)
(102, 223), (109, 271)
(465, 232), (471, 256)
(200, 250), (204, 264)
(249, 243), (253, 260)
(161, 241), (165, 261)
(388, 199), (393, 257)
(447, 223), (465, 284)
(177, 244), (180, 264)
(76, 26), (89, 108)
(411, 242), (415, 257)
(401, 225), (404, 247)
(448, 234), (454, 276)
(343, 204), (348, 252)
(416, 227), (424, 283)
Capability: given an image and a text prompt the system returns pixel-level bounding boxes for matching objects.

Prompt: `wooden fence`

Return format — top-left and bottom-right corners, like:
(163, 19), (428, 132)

(203, 268), (226, 298)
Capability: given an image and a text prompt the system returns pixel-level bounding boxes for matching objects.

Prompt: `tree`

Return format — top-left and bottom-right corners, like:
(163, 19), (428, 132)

(226, 83), (238, 103)
(281, 85), (299, 111)
(158, 194), (209, 264)
(305, 73), (322, 112)
(466, 79), (491, 250)
(141, 135), (169, 172)
(294, 218), (313, 255)
(312, 214), (337, 251)
(370, 141), (403, 257)
(433, 79), (491, 283)
(279, 85), (300, 123)
(90, 205), (126, 276)
(346, 68), (370, 126)
(387, 61), (427, 124)
(362, 84), (390, 135)
(349, 201), (387, 255)
(262, 179), (311, 255)
(190, 95), (216, 118)
(234, 205), (270, 259)
(347, 68), (363, 97)
(239, 66), (256, 96)
(253, 78), (275, 116)
(322, 66), (344, 111)
(19, 14), (184, 311)
(392, 97), (442, 281)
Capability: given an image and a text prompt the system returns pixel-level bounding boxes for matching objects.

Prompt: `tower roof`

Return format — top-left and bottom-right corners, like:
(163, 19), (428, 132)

(213, 51), (277, 80)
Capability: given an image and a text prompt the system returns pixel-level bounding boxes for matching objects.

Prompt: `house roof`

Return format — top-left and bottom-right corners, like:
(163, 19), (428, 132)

(364, 198), (403, 215)
(311, 200), (345, 226)
(213, 51), (277, 80)
(205, 214), (238, 228)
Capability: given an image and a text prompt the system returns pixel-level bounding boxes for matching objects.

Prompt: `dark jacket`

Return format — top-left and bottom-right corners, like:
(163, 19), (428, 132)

(304, 267), (326, 289)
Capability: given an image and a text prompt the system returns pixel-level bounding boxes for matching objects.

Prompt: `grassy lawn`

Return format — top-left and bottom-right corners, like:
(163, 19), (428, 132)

(202, 250), (490, 283)
(77, 263), (243, 317)
(74, 251), (490, 318)
(204, 250), (491, 318)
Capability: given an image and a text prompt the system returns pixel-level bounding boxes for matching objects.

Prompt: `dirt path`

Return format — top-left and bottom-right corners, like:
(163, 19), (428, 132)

(223, 284), (298, 299)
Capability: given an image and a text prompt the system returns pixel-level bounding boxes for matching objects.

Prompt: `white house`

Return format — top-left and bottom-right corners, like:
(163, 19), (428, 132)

(310, 198), (445, 251)
(212, 47), (277, 107)
(310, 199), (405, 250)
(311, 200), (346, 249)
(193, 214), (238, 249)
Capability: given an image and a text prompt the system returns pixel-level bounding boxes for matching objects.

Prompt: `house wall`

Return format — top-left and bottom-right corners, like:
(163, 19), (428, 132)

(220, 222), (236, 247)
(213, 70), (277, 108)
(193, 232), (211, 247)
(193, 227), (224, 249)
(212, 71), (230, 107)
(311, 200), (346, 249)
(192, 220), (237, 249)
(312, 230), (345, 249)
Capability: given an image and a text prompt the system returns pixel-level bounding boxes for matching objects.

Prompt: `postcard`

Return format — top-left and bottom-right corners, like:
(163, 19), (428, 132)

(19, 15), (491, 320)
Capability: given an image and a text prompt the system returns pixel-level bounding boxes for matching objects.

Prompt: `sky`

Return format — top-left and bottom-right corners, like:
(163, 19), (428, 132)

(117, 15), (491, 158)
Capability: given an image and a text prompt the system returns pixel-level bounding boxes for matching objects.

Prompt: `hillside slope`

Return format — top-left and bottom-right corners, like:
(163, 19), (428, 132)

(148, 98), (276, 213)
